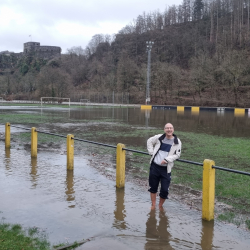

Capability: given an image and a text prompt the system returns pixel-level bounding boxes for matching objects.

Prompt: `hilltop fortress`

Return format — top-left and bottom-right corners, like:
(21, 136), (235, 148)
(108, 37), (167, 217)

(23, 42), (61, 59)
(0, 41), (61, 60)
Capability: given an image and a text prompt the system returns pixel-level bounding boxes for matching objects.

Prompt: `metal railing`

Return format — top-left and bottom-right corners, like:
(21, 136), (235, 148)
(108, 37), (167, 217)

(3, 122), (250, 221)
(5, 123), (250, 177)
(123, 147), (250, 176)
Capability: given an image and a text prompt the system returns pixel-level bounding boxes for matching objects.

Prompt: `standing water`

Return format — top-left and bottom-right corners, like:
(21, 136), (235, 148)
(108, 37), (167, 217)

(0, 105), (250, 249)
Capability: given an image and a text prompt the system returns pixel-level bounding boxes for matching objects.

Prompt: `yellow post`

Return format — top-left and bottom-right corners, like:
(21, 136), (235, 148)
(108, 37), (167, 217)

(116, 143), (126, 188)
(202, 159), (215, 221)
(67, 134), (74, 170)
(177, 106), (185, 112)
(191, 106), (200, 113)
(31, 127), (38, 158)
(234, 108), (245, 117)
(5, 122), (10, 148)
(141, 105), (152, 110)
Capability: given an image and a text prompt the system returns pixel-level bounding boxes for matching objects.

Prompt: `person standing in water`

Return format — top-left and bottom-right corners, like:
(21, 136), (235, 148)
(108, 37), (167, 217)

(147, 123), (182, 209)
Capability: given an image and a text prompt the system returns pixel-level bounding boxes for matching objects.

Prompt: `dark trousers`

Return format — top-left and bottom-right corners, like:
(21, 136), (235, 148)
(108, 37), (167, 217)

(148, 162), (171, 199)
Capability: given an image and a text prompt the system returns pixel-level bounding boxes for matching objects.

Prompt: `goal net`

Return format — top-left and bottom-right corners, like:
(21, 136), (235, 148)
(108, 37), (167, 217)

(40, 97), (70, 107)
(80, 99), (90, 105)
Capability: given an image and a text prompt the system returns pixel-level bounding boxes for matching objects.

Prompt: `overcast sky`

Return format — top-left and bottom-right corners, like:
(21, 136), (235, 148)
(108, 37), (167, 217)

(0, 0), (183, 54)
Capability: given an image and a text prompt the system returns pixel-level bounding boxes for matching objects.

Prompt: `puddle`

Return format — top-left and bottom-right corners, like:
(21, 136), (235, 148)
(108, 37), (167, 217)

(0, 142), (250, 249)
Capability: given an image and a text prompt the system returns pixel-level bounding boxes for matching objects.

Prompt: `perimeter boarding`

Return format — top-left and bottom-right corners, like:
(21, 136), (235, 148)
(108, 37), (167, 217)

(4, 123), (250, 222)
(141, 105), (249, 116)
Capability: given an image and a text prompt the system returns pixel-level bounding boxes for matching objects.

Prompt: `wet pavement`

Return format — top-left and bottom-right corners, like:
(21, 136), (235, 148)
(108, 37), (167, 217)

(1, 140), (250, 250)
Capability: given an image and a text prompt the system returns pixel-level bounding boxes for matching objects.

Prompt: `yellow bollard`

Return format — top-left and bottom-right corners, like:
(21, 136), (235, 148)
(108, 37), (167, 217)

(31, 127), (38, 158)
(141, 105), (152, 110)
(5, 122), (10, 148)
(177, 106), (185, 112)
(67, 134), (74, 170)
(202, 159), (215, 221)
(234, 108), (245, 117)
(116, 143), (126, 188)
(191, 107), (200, 116)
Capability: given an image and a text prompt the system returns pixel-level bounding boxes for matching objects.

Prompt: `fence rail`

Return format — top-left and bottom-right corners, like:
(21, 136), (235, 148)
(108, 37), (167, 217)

(74, 137), (117, 149)
(2, 122), (250, 221)
(4, 123), (250, 176)
(212, 165), (250, 176)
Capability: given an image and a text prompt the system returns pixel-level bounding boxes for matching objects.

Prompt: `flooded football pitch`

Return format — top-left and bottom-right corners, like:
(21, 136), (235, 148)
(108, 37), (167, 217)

(1, 105), (250, 249)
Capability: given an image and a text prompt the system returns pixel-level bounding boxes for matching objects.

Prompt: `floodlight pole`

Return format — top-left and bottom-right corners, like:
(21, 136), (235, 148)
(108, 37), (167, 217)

(146, 41), (154, 105)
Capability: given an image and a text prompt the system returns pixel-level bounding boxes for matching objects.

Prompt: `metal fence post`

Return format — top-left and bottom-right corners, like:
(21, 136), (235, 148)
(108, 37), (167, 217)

(67, 134), (74, 170)
(116, 143), (125, 188)
(31, 127), (37, 158)
(5, 122), (10, 148)
(202, 159), (215, 221)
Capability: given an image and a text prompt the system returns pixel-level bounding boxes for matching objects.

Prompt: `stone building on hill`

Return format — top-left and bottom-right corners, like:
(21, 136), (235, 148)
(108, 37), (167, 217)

(0, 50), (15, 55)
(0, 41), (61, 60)
(23, 42), (61, 59)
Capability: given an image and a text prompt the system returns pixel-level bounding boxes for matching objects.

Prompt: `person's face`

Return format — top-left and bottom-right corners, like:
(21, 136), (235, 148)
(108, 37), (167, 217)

(164, 123), (174, 138)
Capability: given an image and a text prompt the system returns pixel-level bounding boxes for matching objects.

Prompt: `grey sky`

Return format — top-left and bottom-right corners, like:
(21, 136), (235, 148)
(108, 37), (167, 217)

(0, 0), (183, 53)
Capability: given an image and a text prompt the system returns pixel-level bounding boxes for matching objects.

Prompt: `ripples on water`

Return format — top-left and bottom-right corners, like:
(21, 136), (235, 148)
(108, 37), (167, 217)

(1, 144), (250, 249)
(1, 106), (250, 249)
(1, 106), (250, 138)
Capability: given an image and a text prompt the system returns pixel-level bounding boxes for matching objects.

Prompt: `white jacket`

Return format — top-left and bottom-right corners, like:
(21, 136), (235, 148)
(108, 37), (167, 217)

(147, 133), (182, 173)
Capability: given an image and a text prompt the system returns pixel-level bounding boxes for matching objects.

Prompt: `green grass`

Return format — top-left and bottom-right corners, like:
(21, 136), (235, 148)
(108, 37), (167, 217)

(217, 211), (248, 228)
(174, 131), (250, 210)
(0, 222), (50, 249)
(218, 212), (237, 223)
(0, 113), (68, 125)
(246, 220), (250, 230)
(10, 132), (65, 149)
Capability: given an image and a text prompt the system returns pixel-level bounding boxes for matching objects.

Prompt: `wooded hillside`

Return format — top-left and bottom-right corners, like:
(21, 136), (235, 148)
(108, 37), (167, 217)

(1, 0), (250, 107)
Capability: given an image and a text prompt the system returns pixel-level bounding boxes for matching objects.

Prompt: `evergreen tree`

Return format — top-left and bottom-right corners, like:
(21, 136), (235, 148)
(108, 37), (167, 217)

(193, 0), (204, 20)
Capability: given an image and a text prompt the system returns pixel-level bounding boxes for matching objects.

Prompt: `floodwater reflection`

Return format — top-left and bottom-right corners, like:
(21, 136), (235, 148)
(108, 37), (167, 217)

(201, 220), (214, 250)
(1, 107), (250, 248)
(234, 113), (245, 117)
(142, 110), (151, 128)
(113, 187), (126, 230)
(177, 110), (184, 115)
(191, 110), (199, 116)
(1, 106), (250, 138)
(145, 209), (173, 250)
(30, 157), (38, 188)
(5, 148), (10, 171)
(65, 170), (75, 208)
(1, 147), (250, 249)
(138, 108), (250, 138)
(5, 148), (10, 158)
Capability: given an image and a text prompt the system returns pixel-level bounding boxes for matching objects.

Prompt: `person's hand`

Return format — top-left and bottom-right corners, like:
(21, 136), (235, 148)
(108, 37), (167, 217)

(161, 160), (167, 165)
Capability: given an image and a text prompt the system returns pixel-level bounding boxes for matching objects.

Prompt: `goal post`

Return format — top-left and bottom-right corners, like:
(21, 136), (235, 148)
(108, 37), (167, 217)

(80, 99), (90, 105)
(40, 97), (70, 107)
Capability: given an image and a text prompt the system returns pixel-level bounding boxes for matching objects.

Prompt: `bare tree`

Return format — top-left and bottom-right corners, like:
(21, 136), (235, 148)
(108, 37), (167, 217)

(220, 50), (250, 107)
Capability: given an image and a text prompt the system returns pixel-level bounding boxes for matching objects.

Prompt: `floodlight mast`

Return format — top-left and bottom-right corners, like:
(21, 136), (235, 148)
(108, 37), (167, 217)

(146, 41), (154, 105)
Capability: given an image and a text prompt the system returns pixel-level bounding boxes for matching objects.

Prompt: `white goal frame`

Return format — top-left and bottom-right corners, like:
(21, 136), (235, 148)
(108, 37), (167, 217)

(80, 99), (90, 105)
(40, 97), (70, 107)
